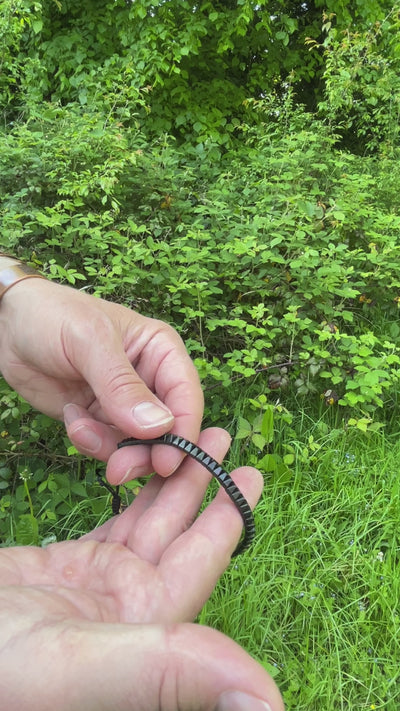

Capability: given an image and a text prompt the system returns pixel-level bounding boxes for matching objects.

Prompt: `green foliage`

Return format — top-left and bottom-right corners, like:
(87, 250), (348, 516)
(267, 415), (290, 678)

(3, 90), (400, 415)
(1, 5), (400, 709)
(235, 394), (296, 484)
(315, 8), (400, 153)
(3, 0), (395, 145)
(2, 0), (400, 547)
(0, 378), (112, 544)
(205, 422), (400, 709)
(233, 391), (387, 494)
(0, 0), (31, 107)
(0, 378), (145, 545)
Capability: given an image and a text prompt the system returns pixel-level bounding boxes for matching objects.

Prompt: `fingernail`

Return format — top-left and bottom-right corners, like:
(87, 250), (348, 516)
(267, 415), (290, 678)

(63, 403), (81, 426)
(215, 691), (272, 711)
(132, 401), (173, 429)
(70, 426), (102, 454)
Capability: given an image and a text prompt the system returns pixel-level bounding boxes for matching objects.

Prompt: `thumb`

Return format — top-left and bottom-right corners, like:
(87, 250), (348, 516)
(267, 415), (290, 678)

(91, 354), (175, 436)
(68, 313), (175, 437)
(21, 621), (284, 711)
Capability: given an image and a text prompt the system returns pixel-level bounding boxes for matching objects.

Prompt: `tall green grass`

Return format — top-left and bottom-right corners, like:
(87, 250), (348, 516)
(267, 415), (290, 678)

(200, 407), (400, 710)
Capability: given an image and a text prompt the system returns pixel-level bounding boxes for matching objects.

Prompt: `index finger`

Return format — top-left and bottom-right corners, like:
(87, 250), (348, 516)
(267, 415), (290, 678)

(133, 321), (204, 476)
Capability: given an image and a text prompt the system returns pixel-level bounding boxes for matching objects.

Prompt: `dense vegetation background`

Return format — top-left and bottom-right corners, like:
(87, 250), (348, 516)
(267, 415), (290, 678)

(1, 1), (400, 708)
(3, 0), (400, 412)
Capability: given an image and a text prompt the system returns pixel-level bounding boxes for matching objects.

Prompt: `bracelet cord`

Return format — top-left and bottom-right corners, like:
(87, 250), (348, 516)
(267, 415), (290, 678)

(117, 433), (255, 557)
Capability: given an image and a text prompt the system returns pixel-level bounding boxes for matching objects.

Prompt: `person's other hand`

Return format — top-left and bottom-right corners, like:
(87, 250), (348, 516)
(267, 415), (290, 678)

(0, 278), (203, 480)
(0, 429), (283, 711)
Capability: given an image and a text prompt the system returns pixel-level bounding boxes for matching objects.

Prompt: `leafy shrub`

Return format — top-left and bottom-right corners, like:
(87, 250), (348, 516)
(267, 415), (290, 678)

(2, 2), (400, 545)
(2, 95), (400, 417)
(313, 8), (400, 154)
(0, 378), (106, 544)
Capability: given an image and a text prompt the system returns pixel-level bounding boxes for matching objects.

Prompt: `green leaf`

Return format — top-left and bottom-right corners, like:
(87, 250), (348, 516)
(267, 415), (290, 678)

(260, 408), (274, 444)
(344, 392), (361, 406)
(261, 660), (280, 679)
(70, 482), (88, 497)
(258, 453), (278, 472)
(67, 445), (79, 456)
(235, 417), (252, 439)
(283, 453), (295, 465)
(252, 433), (267, 450)
(32, 19), (43, 34)
(16, 514), (39, 546)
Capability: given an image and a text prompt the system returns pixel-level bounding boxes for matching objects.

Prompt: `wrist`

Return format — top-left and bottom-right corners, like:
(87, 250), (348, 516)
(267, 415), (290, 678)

(0, 254), (45, 303)
(0, 255), (48, 373)
(0, 254), (20, 269)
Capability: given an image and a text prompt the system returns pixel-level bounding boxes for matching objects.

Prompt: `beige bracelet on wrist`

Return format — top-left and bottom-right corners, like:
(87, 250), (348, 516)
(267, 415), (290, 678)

(0, 261), (45, 302)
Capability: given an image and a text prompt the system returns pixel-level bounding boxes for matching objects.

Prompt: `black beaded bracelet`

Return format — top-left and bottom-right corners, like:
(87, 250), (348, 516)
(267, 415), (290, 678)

(117, 433), (256, 557)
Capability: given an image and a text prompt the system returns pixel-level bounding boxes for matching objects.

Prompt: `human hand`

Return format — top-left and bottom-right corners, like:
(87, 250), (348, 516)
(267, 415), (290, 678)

(0, 277), (203, 480)
(0, 429), (283, 711)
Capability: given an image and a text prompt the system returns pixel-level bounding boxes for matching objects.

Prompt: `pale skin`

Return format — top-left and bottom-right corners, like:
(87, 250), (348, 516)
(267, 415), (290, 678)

(0, 265), (284, 711)
(0, 271), (204, 483)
